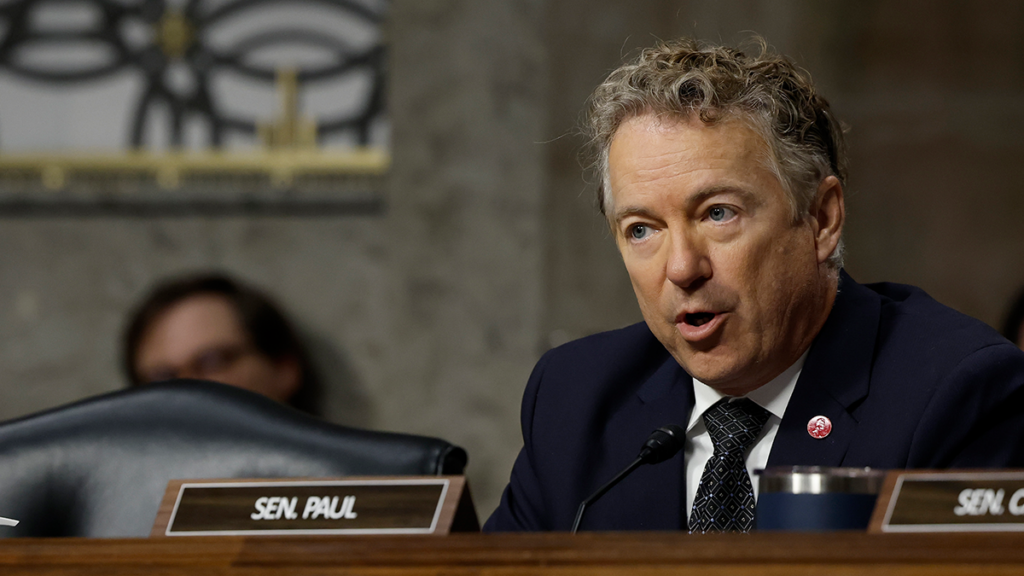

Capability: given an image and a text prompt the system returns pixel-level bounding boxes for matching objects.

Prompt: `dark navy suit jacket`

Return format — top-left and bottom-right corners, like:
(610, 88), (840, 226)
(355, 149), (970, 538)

(484, 272), (1024, 531)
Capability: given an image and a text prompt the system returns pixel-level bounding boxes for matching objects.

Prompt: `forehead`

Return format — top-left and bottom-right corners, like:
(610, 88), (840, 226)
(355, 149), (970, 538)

(607, 113), (781, 214)
(136, 294), (247, 366)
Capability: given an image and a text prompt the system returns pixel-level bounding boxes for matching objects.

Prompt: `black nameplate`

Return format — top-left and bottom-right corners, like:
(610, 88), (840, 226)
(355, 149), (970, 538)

(873, 471), (1024, 533)
(157, 477), (464, 536)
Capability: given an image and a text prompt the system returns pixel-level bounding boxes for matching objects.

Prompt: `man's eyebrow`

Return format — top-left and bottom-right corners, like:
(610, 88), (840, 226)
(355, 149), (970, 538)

(613, 206), (654, 222)
(613, 185), (759, 223)
(688, 185), (758, 207)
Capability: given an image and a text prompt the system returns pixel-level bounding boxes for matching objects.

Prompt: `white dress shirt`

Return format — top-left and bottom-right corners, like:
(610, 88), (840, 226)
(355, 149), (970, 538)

(683, 351), (807, 520)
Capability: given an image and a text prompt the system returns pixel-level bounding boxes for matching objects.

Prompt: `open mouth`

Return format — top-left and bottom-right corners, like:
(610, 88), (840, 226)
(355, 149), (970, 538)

(684, 312), (716, 327)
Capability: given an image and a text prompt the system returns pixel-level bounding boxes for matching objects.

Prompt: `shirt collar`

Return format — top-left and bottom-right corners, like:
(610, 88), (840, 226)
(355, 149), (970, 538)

(686, 350), (807, 432)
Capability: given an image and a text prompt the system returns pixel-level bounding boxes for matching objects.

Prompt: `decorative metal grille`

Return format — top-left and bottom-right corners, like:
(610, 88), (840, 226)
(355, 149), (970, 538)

(0, 0), (386, 149)
(0, 0), (388, 216)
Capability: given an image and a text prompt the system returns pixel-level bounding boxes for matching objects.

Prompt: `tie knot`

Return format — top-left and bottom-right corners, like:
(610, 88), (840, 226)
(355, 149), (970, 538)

(702, 398), (769, 456)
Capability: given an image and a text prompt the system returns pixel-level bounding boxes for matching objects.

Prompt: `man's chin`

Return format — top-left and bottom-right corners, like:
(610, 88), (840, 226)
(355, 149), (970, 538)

(672, 351), (754, 395)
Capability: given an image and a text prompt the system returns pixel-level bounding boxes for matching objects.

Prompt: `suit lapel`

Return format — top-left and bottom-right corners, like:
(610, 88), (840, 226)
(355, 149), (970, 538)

(594, 356), (693, 530)
(768, 271), (880, 467)
(637, 357), (694, 529)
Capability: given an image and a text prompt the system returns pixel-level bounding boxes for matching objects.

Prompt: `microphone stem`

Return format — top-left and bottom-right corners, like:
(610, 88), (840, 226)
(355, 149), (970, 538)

(571, 456), (643, 533)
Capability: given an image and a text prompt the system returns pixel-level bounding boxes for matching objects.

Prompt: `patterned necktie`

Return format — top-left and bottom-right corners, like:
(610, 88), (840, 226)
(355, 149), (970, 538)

(688, 397), (770, 533)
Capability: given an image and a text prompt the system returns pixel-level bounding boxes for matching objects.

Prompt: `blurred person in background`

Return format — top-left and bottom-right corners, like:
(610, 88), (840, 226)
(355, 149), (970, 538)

(123, 273), (322, 415)
(1002, 286), (1024, 351)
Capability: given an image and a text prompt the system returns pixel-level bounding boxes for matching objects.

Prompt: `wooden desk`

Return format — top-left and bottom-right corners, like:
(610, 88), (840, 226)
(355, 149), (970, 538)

(1, 531), (1022, 575)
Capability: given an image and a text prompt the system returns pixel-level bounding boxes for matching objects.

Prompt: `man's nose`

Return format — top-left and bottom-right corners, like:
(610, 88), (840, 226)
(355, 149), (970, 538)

(665, 229), (711, 289)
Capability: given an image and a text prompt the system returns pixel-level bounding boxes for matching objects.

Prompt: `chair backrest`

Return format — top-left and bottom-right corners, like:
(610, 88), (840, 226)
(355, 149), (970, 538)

(0, 380), (467, 537)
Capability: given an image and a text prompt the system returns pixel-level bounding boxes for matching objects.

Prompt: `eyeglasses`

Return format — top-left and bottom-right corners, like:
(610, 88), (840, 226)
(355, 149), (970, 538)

(140, 344), (256, 383)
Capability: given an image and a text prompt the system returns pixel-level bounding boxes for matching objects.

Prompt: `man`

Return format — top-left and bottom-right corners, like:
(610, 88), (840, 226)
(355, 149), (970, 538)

(485, 37), (1024, 532)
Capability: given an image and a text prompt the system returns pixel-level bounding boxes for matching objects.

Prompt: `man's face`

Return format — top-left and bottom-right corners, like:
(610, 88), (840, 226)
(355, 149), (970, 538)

(608, 113), (838, 395)
(135, 294), (300, 402)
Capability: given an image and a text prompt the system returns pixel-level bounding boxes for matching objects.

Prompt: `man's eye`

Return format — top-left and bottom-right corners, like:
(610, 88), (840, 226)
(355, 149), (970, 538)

(629, 224), (652, 240)
(708, 206), (736, 222)
(195, 346), (246, 375)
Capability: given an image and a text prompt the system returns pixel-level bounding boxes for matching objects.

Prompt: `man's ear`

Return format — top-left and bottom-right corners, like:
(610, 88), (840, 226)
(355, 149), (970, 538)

(811, 175), (845, 265)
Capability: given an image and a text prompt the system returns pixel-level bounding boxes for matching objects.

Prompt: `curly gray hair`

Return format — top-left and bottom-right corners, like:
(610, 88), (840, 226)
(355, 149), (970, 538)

(585, 36), (847, 268)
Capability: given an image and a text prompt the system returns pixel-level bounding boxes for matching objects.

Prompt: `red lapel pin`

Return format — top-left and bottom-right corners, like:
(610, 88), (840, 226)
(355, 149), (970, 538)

(807, 415), (832, 439)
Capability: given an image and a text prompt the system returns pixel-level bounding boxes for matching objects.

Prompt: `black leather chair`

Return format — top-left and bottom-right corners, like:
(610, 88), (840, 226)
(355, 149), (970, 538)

(0, 380), (467, 537)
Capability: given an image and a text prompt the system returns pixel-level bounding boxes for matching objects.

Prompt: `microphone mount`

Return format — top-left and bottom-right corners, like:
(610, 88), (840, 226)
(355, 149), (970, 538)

(570, 424), (686, 533)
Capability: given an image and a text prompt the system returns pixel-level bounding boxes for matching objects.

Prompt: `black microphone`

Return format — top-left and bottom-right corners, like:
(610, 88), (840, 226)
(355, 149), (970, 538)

(570, 424), (686, 533)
